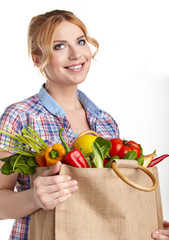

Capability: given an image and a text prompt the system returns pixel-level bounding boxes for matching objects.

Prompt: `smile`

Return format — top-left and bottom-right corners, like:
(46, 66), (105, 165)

(65, 63), (85, 72)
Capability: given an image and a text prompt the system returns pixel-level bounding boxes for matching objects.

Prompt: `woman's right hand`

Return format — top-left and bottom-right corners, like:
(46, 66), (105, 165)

(33, 161), (78, 210)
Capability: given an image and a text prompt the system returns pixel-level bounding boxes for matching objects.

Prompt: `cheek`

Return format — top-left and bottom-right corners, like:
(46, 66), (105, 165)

(82, 45), (92, 61)
(86, 46), (92, 60)
(50, 57), (60, 68)
(50, 52), (66, 68)
(44, 57), (60, 77)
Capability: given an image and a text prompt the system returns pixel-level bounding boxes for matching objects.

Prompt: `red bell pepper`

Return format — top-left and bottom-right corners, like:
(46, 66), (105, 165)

(59, 128), (89, 168)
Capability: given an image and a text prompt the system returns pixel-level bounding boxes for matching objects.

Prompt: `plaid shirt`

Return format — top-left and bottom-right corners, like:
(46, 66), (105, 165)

(0, 84), (119, 240)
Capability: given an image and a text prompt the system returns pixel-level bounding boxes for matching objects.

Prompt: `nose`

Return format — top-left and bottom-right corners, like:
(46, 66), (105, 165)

(68, 46), (81, 60)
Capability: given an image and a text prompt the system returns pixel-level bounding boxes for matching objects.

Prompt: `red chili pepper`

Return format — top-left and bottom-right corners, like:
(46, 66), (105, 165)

(59, 128), (89, 168)
(148, 154), (169, 167)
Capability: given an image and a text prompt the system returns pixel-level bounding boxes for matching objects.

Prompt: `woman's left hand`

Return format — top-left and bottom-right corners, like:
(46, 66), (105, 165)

(151, 221), (169, 239)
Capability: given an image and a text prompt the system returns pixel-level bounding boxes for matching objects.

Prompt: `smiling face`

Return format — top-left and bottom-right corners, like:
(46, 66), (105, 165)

(44, 21), (92, 88)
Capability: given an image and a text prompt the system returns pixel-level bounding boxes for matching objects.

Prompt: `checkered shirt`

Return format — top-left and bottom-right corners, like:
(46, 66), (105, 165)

(0, 84), (119, 239)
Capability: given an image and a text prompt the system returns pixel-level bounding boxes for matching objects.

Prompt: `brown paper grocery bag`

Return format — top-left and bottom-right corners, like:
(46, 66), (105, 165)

(29, 161), (163, 240)
(29, 167), (55, 240)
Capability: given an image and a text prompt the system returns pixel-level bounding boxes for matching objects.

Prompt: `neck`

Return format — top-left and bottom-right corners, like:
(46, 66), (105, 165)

(46, 82), (81, 111)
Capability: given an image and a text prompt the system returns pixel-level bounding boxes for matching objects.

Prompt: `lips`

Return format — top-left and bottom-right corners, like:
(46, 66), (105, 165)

(64, 62), (85, 72)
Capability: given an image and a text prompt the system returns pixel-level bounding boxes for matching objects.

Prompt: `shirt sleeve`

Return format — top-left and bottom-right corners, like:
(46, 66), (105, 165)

(0, 104), (23, 153)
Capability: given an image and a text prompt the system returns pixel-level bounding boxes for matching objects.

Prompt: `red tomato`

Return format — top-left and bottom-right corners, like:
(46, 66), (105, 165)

(109, 138), (141, 159)
(118, 145), (133, 159)
(109, 138), (123, 157)
(128, 140), (141, 158)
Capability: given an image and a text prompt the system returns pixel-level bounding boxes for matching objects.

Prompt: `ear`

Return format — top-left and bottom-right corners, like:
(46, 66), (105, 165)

(32, 55), (41, 67)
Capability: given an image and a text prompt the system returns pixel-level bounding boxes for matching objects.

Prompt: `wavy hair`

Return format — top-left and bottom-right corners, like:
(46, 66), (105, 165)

(27, 9), (99, 77)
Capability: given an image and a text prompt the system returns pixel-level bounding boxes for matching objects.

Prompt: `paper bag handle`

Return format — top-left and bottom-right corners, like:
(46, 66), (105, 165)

(111, 160), (158, 192)
(72, 130), (100, 148)
(77, 130), (100, 138)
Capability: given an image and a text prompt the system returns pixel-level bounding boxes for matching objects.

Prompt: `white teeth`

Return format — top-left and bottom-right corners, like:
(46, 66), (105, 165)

(68, 64), (83, 69)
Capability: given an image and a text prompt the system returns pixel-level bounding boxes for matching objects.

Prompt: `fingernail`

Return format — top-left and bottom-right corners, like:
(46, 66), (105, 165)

(152, 233), (158, 238)
(152, 231), (159, 238)
(72, 186), (78, 191)
(70, 180), (78, 186)
(66, 193), (72, 198)
(67, 176), (71, 180)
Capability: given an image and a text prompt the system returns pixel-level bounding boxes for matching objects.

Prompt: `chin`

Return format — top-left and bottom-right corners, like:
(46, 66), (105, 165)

(71, 79), (86, 86)
(70, 74), (88, 85)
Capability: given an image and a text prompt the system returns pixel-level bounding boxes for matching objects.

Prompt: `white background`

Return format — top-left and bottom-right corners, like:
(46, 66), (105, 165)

(0, 0), (169, 238)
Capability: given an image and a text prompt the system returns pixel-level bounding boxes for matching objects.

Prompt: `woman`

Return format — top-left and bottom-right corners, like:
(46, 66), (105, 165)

(0, 9), (168, 240)
(0, 10), (119, 239)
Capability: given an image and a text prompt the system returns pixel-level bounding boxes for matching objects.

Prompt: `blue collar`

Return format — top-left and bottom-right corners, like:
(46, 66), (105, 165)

(38, 84), (102, 118)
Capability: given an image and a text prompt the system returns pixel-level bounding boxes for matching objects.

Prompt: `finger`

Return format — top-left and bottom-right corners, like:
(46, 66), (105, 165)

(157, 235), (169, 240)
(41, 174), (72, 186)
(46, 193), (73, 210)
(44, 183), (78, 202)
(42, 161), (61, 176)
(151, 230), (169, 239)
(151, 231), (159, 239)
(42, 179), (78, 194)
(159, 229), (169, 237)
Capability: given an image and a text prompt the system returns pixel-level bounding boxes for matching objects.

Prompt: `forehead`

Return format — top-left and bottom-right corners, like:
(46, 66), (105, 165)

(53, 21), (84, 40)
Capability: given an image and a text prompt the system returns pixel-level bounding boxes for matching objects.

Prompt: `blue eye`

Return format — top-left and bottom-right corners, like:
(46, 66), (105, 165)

(78, 39), (86, 45)
(54, 44), (65, 50)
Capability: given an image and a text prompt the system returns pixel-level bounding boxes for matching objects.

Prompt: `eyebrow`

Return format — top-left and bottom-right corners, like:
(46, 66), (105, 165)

(53, 35), (86, 44)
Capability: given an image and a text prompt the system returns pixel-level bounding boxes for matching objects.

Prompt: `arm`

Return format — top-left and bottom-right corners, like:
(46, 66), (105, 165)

(0, 151), (78, 220)
(151, 221), (169, 239)
(0, 151), (39, 219)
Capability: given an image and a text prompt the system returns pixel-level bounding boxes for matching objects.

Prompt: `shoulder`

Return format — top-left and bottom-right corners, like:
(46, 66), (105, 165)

(0, 94), (46, 152)
(0, 94), (45, 132)
(1, 94), (44, 119)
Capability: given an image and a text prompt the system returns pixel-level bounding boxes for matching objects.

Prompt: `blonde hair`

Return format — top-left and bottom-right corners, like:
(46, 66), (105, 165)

(27, 9), (99, 77)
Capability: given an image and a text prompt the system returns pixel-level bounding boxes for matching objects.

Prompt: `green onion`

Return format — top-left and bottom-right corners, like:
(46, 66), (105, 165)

(26, 125), (48, 149)
(0, 124), (48, 156)
(13, 154), (22, 171)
